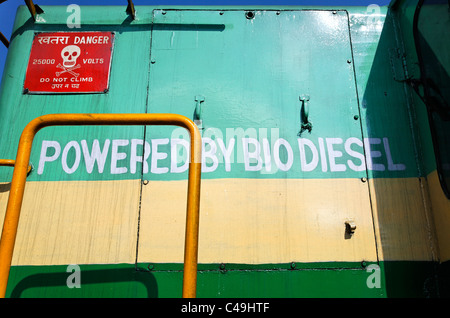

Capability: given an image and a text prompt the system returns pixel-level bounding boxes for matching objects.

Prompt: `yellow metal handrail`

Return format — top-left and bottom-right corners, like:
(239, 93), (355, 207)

(0, 113), (202, 298)
(0, 159), (32, 174)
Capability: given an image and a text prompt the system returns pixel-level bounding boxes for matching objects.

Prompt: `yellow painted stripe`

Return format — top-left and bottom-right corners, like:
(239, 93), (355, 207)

(426, 170), (450, 262)
(0, 180), (141, 266)
(0, 176), (440, 266)
(368, 177), (438, 262)
(138, 178), (378, 264)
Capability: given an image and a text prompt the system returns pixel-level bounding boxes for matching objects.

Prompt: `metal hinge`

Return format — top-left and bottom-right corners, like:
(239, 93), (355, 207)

(389, 47), (409, 82)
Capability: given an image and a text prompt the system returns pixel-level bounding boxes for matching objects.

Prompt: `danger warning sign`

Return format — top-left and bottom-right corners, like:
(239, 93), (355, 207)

(24, 32), (114, 94)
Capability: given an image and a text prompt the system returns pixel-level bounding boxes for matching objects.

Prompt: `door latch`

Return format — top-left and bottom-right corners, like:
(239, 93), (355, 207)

(345, 219), (356, 238)
(299, 94), (312, 136)
(194, 95), (205, 129)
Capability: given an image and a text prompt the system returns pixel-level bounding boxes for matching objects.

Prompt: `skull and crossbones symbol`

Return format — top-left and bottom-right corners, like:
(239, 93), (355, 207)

(56, 45), (81, 77)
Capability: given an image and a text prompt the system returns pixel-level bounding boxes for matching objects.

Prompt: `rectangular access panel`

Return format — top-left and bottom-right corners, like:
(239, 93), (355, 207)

(0, 18), (152, 270)
(138, 10), (378, 267)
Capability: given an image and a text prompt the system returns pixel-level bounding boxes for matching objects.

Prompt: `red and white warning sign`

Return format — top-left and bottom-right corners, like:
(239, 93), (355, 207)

(24, 32), (114, 94)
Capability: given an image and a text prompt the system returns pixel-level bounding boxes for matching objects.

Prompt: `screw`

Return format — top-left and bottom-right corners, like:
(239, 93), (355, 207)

(246, 11), (255, 19)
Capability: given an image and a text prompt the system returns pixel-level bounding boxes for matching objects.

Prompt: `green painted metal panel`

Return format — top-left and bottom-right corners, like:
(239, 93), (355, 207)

(5, 261), (445, 298)
(0, 6), (152, 183)
(415, 1), (450, 195)
(349, 5), (424, 180)
(0, 3), (447, 299)
(146, 9), (368, 181)
(0, 6), (424, 183)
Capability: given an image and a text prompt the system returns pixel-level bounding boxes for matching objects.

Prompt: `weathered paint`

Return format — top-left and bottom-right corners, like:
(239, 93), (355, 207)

(0, 177), (435, 266)
(0, 1), (448, 298)
(4, 261), (444, 298)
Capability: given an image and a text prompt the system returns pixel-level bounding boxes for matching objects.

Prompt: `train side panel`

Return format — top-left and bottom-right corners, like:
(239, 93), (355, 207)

(0, 1), (448, 297)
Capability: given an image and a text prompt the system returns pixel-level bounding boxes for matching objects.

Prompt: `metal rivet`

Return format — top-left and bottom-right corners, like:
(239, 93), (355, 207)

(23, 88), (29, 94)
(219, 11), (224, 15)
(347, 59), (352, 64)
(361, 177), (367, 183)
(290, 262), (296, 269)
(151, 58), (156, 64)
(361, 261), (367, 268)
(161, 11), (166, 15)
(148, 264), (154, 271)
(143, 180), (149, 185)
(219, 263), (226, 270)
(245, 11), (255, 19)
(354, 115), (359, 120)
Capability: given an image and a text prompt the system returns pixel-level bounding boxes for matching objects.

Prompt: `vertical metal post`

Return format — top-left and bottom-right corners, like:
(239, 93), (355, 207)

(126, 0), (136, 20)
(0, 32), (9, 48)
(24, 0), (44, 21)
